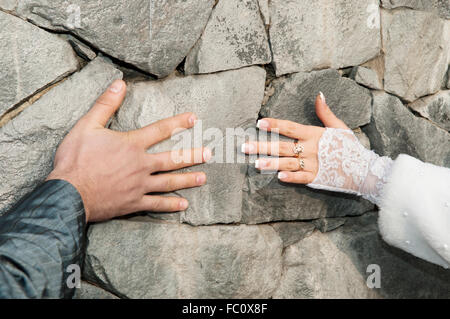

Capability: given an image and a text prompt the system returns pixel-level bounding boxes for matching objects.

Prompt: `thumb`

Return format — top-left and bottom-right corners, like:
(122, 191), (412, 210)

(83, 79), (127, 127)
(315, 92), (349, 129)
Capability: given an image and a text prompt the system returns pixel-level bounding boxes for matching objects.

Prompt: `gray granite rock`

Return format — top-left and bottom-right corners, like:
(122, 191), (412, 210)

(1, 0), (215, 77)
(351, 66), (382, 90)
(185, 0), (271, 74)
(0, 10), (79, 117)
(257, 0), (270, 25)
(313, 217), (347, 233)
(260, 69), (373, 130)
(269, 0), (381, 76)
(84, 217), (283, 298)
(381, 0), (450, 19)
(111, 66), (266, 225)
(382, 8), (449, 102)
(0, 57), (122, 214)
(270, 222), (315, 248)
(242, 166), (374, 224)
(66, 35), (97, 61)
(364, 91), (450, 167)
(409, 90), (450, 132)
(74, 281), (119, 299)
(273, 213), (450, 298)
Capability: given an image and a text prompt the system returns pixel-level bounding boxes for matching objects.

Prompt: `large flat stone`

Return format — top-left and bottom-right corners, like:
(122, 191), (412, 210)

(83, 217), (283, 298)
(242, 166), (374, 224)
(409, 90), (450, 132)
(260, 69), (372, 130)
(381, 0), (450, 19)
(273, 213), (450, 298)
(0, 57), (122, 214)
(0, 10), (79, 117)
(382, 8), (449, 102)
(185, 0), (271, 74)
(111, 67), (266, 225)
(364, 91), (450, 167)
(1, 0), (215, 77)
(269, 0), (381, 76)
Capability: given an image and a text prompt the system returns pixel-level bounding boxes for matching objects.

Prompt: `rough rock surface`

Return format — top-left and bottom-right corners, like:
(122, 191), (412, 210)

(269, 0), (381, 76)
(74, 282), (119, 299)
(270, 222), (315, 248)
(273, 213), (450, 298)
(409, 91), (450, 132)
(84, 217), (283, 298)
(111, 67), (266, 225)
(313, 217), (346, 233)
(0, 10), (79, 117)
(382, 8), (449, 102)
(351, 66), (383, 90)
(0, 57), (122, 214)
(185, 0), (271, 74)
(261, 69), (373, 130)
(381, 0), (450, 19)
(364, 92), (450, 167)
(1, 0), (215, 77)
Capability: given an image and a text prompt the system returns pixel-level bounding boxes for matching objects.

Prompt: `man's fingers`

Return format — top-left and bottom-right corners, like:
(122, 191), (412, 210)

(138, 195), (189, 212)
(315, 92), (349, 129)
(147, 172), (206, 193)
(83, 80), (127, 127)
(256, 118), (312, 140)
(277, 171), (316, 184)
(131, 113), (197, 149)
(148, 147), (211, 173)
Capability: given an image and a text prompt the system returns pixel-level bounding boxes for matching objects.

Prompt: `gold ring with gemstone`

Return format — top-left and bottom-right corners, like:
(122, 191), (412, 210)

(293, 142), (304, 157)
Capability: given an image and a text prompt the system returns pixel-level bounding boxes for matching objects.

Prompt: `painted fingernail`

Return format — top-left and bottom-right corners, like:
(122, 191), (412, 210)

(319, 91), (326, 103)
(255, 159), (269, 169)
(203, 148), (212, 162)
(241, 143), (255, 153)
(109, 80), (123, 93)
(188, 114), (198, 126)
(196, 174), (206, 185)
(278, 172), (288, 179)
(179, 199), (189, 210)
(256, 119), (269, 130)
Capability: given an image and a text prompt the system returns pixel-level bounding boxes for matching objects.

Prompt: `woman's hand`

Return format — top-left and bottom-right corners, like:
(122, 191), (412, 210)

(47, 80), (210, 222)
(242, 92), (393, 206)
(242, 92), (349, 183)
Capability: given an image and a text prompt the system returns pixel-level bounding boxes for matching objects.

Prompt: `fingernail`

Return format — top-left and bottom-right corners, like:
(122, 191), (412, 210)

(255, 159), (269, 169)
(278, 172), (288, 179)
(189, 114), (198, 126)
(257, 119), (269, 130)
(196, 174), (206, 185)
(319, 91), (326, 103)
(179, 199), (189, 210)
(203, 148), (212, 162)
(109, 80), (123, 93)
(241, 143), (255, 153)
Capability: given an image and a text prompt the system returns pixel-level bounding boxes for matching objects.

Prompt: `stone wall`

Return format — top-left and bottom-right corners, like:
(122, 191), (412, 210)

(0, 0), (449, 298)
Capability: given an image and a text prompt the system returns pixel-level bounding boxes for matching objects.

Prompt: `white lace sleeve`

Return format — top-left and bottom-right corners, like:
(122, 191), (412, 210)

(307, 128), (393, 207)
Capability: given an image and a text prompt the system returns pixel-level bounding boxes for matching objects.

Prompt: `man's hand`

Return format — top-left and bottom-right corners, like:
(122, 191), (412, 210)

(47, 80), (210, 222)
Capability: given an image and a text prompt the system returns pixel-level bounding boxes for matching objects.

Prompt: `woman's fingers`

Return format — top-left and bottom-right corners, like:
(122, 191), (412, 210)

(130, 113), (198, 149)
(258, 118), (317, 140)
(147, 172), (206, 193)
(147, 147), (211, 173)
(315, 92), (349, 129)
(242, 140), (318, 157)
(138, 195), (189, 212)
(255, 157), (315, 172)
(277, 171), (316, 184)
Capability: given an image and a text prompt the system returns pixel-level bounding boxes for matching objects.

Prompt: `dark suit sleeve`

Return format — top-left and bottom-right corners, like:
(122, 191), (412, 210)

(0, 180), (86, 298)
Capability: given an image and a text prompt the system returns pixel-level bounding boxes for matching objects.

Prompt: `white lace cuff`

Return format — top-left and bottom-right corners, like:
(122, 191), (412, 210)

(308, 128), (393, 207)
